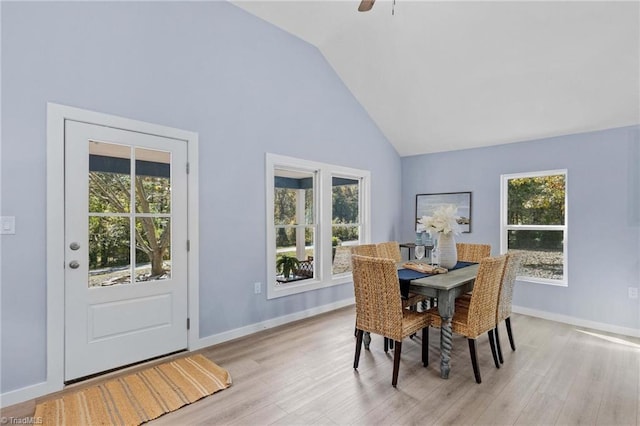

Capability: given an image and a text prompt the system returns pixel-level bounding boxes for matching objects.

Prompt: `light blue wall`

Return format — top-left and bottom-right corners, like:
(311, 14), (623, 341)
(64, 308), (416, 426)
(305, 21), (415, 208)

(402, 126), (640, 331)
(0, 2), (401, 393)
(3, 0), (637, 399)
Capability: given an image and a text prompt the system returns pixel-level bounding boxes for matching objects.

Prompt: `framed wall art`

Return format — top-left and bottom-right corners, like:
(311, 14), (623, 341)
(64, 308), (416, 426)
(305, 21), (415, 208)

(415, 192), (472, 233)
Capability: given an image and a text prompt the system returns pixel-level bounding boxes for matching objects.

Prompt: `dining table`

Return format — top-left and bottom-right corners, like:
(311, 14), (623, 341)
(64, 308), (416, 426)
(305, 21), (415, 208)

(408, 262), (479, 379)
(361, 261), (479, 380)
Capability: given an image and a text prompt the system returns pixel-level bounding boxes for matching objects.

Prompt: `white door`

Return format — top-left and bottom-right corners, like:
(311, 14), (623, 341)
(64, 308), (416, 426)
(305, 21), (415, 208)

(64, 120), (188, 381)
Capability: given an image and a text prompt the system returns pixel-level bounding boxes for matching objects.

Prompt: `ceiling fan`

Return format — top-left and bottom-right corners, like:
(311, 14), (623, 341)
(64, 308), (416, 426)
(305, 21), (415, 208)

(358, 0), (375, 12)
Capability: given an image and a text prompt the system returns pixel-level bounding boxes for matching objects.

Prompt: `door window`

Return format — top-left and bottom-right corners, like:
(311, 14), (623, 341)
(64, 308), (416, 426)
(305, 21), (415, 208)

(88, 141), (172, 287)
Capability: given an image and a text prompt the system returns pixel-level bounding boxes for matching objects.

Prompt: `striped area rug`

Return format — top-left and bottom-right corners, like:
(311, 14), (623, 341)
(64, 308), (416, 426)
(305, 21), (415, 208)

(34, 354), (232, 425)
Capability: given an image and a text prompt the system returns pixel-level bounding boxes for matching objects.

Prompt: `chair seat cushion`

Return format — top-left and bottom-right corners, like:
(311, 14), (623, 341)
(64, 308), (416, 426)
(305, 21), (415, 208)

(401, 310), (431, 339)
(426, 306), (474, 337)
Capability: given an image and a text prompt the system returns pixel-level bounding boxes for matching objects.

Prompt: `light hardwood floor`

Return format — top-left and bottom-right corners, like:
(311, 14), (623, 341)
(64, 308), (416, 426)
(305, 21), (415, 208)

(2, 306), (639, 425)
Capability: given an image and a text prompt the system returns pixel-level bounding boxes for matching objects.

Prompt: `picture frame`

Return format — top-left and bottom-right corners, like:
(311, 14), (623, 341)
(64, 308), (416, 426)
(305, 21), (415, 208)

(416, 192), (472, 233)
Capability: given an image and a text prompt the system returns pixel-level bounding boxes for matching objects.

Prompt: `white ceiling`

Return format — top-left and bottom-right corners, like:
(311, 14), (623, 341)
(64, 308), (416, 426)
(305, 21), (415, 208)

(234, 0), (640, 157)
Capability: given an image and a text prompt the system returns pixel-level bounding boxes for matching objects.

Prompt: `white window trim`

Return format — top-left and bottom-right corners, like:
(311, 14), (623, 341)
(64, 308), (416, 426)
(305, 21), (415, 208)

(266, 153), (370, 299)
(500, 169), (568, 287)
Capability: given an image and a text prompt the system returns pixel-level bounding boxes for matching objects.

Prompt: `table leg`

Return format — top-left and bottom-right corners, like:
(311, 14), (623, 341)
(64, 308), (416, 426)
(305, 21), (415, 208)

(439, 316), (453, 379)
(363, 331), (371, 350)
(437, 292), (456, 379)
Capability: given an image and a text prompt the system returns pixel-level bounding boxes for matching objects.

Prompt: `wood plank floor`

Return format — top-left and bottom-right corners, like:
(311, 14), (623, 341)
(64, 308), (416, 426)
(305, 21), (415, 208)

(2, 306), (639, 425)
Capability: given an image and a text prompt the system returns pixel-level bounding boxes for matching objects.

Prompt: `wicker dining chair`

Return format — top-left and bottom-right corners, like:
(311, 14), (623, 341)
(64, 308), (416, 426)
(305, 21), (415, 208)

(455, 252), (522, 364)
(350, 243), (423, 345)
(351, 244), (380, 338)
(352, 255), (431, 387)
(426, 255), (507, 383)
(494, 252), (523, 363)
(351, 243), (424, 310)
(376, 241), (403, 262)
(456, 243), (491, 263)
(376, 241), (428, 309)
(350, 244), (378, 257)
(455, 243), (492, 302)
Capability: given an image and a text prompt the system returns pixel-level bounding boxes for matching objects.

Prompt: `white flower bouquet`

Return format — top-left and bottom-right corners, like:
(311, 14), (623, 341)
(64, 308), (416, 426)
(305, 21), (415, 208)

(418, 204), (462, 236)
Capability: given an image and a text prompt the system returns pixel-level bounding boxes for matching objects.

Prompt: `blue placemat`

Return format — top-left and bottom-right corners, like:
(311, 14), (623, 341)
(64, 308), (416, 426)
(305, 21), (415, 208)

(398, 261), (477, 298)
(397, 268), (431, 281)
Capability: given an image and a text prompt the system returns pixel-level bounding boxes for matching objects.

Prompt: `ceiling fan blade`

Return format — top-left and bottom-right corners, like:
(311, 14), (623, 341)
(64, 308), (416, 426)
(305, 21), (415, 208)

(358, 0), (375, 12)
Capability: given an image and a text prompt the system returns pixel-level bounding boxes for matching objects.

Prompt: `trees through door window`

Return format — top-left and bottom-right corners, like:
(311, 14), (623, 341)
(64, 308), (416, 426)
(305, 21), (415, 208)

(88, 142), (172, 286)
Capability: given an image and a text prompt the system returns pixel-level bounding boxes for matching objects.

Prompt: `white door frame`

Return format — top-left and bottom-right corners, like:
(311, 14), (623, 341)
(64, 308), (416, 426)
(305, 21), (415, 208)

(46, 103), (200, 392)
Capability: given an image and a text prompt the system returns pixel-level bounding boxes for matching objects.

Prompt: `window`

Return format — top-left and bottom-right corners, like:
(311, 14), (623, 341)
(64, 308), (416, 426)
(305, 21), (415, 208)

(266, 154), (370, 299)
(332, 176), (362, 275)
(88, 144), (173, 287)
(500, 170), (567, 286)
(273, 168), (316, 284)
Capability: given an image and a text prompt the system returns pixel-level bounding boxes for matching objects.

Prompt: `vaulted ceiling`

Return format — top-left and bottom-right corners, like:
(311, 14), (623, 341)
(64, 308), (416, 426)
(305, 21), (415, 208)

(234, 1), (640, 156)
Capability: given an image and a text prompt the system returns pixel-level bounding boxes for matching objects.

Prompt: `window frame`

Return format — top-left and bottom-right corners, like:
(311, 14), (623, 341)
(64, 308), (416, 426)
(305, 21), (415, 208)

(266, 153), (370, 299)
(500, 169), (568, 286)
(273, 167), (318, 284)
(331, 174), (366, 277)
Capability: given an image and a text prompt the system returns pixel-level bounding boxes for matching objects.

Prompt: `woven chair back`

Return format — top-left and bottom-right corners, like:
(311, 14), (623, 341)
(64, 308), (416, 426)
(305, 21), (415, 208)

(456, 243), (491, 263)
(351, 244), (378, 257)
(351, 255), (404, 342)
(465, 255), (507, 338)
(376, 241), (402, 262)
(497, 252), (523, 323)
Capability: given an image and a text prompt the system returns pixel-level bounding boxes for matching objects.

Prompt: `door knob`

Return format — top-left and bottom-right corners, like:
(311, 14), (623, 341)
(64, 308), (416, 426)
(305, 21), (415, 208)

(69, 260), (80, 269)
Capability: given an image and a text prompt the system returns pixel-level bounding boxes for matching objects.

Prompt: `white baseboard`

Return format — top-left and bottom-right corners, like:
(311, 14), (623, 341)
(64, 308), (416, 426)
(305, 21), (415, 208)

(193, 298), (355, 350)
(0, 380), (61, 409)
(512, 305), (640, 338)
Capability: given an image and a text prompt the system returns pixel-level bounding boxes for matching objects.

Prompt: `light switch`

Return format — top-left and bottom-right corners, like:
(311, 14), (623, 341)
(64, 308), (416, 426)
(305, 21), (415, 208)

(1, 216), (16, 235)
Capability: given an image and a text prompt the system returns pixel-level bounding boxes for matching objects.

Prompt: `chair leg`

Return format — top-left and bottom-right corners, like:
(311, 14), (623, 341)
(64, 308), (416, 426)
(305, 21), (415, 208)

(422, 327), (428, 367)
(389, 339), (394, 350)
(354, 329), (363, 369)
(384, 337), (389, 353)
(392, 341), (402, 387)
(426, 327), (430, 363)
(409, 306), (417, 338)
(488, 329), (500, 369)
(505, 317), (516, 351)
(494, 326), (504, 364)
(468, 338), (482, 384)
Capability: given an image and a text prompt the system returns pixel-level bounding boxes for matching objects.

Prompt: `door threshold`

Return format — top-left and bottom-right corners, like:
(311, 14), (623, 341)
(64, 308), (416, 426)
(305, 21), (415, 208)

(64, 349), (188, 387)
